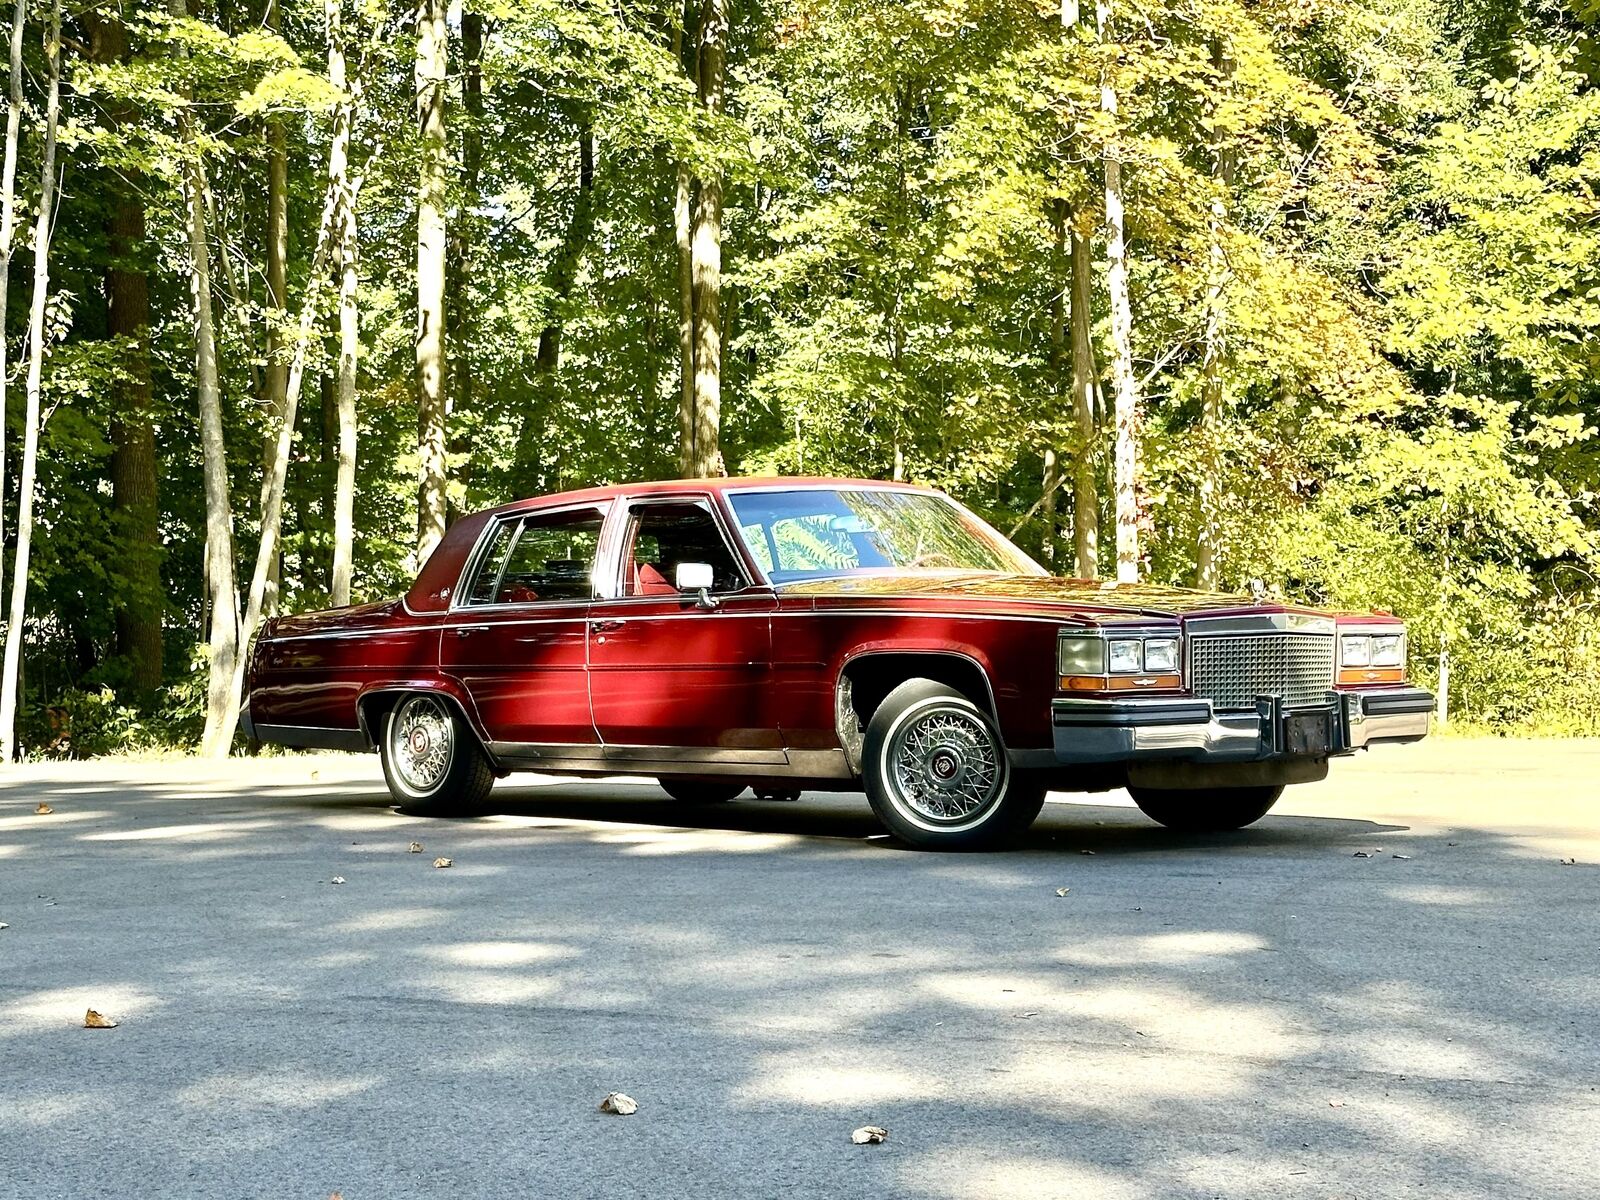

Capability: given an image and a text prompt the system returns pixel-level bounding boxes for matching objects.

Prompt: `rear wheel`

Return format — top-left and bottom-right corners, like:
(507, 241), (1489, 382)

(380, 694), (495, 816)
(1128, 784), (1283, 832)
(862, 679), (1046, 850)
(658, 777), (747, 804)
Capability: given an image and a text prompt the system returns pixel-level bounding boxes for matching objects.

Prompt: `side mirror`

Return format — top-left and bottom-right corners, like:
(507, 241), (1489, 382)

(674, 561), (718, 609)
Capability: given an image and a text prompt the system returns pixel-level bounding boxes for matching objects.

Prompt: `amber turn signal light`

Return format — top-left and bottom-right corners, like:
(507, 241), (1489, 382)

(1060, 674), (1182, 693)
(1337, 667), (1406, 685)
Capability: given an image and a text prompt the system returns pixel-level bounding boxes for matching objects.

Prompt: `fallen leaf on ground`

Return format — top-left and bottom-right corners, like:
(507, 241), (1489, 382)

(330, 876), (346, 885)
(1328, 1099), (1346, 1108)
(1079, 850), (1095, 856)
(851, 1126), (888, 1145)
(1392, 854), (1412, 860)
(598, 1092), (638, 1115)
(84, 1009), (118, 1029)
(408, 842), (424, 853)
(1559, 857), (1577, 866)
(329, 1193), (343, 1200)
(433, 857), (453, 869)
(35, 803), (52, 815)
(1054, 887), (1071, 897)
(0, 922), (9, 930)
(1352, 851), (1373, 858)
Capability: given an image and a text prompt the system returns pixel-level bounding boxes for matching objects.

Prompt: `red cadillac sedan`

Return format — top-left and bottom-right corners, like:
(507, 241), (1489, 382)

(241, 478), (1432, 849)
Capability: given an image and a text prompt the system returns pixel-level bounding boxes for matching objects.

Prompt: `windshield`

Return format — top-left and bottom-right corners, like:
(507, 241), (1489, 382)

(726, 488), (1044, 583)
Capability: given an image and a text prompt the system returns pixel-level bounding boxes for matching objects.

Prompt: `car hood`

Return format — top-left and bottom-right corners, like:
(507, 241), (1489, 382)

(776, 572), (1274, 620)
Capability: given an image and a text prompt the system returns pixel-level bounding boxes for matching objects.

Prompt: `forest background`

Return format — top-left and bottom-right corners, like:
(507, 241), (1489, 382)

(0, 0), (1596, 758)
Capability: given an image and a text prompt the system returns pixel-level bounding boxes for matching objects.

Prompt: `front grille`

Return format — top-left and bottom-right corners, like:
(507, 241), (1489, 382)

(1188, 633), (1335, 712)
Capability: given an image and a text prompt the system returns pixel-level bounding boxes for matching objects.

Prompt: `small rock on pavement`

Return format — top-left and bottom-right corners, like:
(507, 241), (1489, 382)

(408, 842), (424, 853)
(599, 1092), (638, 1115)
(851, 1126), (889, 1145)
(330, 876), (346, 885)
(83, 1009), (118, 1029)
(1054, 887), (1071, 897)
(1559, 857), (1577, 866)
(433, 857), (453, 869)
(35, 803), (52, 815)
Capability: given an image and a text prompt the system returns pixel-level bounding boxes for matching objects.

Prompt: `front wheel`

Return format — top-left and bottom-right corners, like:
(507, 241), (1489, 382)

(380, 693), (495, 816)
(1128, 784), (1283, 832)
(862, 679), (1046, 850)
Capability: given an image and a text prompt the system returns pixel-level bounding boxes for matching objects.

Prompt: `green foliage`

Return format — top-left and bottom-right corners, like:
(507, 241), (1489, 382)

(4, 0), (1599, 749)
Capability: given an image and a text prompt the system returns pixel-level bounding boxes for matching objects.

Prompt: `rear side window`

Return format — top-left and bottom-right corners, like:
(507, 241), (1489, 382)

(464, 508), (605, 605)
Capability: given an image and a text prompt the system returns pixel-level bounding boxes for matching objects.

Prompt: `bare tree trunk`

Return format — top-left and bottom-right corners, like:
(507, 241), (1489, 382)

(445, 8), (481, 513)
(258, 0), (290, 615)
(1195, 42), (1234, 592)
(533, 127), (596, 376)
(1097, 0), (1139, 583)
(1069, 210), (1098, 579)
(0, 0), (60, 759)
(329, 0), (358, 606)
(687, 0), (726, 478)
(1042, 201), (1067, 570)
(87, 9), (163, 694)
(414, 0), (448, 564)
(0, 0), (27, 608)
(674, 23), (696, 477)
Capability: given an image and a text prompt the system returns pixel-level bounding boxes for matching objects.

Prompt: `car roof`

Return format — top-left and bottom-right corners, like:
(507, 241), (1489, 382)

(478, 476), (942, 519)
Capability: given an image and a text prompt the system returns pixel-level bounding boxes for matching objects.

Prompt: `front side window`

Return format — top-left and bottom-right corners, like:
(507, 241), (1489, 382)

(621, 501), (747, 596)
(464, 508), (605, 605)
(726, 488), (1043, 583)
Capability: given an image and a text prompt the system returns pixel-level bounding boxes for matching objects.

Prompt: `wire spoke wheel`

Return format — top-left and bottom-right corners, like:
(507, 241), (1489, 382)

(886, 703), (1004, 825)
(390, 695), (454, 794)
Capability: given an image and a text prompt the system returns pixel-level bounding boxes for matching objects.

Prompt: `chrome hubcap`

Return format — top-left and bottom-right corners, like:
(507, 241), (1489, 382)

(392, 696), (452, 792)
(888, 704), (1004, 824)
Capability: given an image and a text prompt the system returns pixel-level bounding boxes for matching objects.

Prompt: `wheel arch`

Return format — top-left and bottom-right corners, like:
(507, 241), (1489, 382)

(356, 682), (494, 766)
(835, 648), (1000, 775)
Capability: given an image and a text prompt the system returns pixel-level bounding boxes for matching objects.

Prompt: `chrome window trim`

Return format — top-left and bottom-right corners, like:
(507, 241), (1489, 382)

(449, 500), (612, 613)
(598, 492), (758, 602)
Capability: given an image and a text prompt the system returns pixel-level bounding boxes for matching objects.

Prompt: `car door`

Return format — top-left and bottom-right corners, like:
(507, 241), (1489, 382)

(587, 497), (783, 764)
(439, 504), (607, 753)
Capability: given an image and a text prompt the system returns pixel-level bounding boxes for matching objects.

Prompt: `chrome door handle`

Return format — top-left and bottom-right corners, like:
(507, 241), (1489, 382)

(451, 625), (490, 636)
(592, 619), (625, 633)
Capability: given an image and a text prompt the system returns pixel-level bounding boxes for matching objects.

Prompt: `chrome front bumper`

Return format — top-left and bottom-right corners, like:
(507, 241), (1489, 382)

(1051, 687), (1433, 766)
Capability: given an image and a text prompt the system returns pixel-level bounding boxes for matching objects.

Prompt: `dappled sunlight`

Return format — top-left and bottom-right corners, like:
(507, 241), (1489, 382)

(426, 940), (576, 968)
(902, 1152), (1152, 1200)
(176, 1070), (379, 1111)
(593, 826), (806, 855)
(741, 1059), (943, 1106)
(0, 810), (108, 832)
(0, 1090), (104, 1129)
(1383, 884), (1499, 906)
(0, 985), (164, 1036)
(330, 907), (451, 934)
(919, 972), (1310, 1059)
(81, 819), (279, 843)
(412, 970), (562, 1006)
(1053, 930), (1268, 969)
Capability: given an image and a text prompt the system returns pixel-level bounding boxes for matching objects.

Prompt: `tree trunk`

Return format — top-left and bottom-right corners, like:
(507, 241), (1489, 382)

(687, 0), (727, 478)
(260, 0), (289, 615)
(0, 0), (27, 610)
(1194, 40), (1234, 592)
(533, 126), (596, 376)
(87, 9), (163, 695)
(1042, 197), (1068, 570)
(414, 0), (449, 565)
(1069, 208), (1099, 579)
(172, 23), (242, 756)
(674, 25), (696, 478)
(1098, 0), (1139, 583)
(446, 8), (482, 513)
(0, 0), (59, 759)
(329, 0), (358, 607)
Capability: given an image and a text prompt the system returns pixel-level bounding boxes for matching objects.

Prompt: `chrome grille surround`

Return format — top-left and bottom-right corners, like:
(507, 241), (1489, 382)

(1187, 628), (1336, 712)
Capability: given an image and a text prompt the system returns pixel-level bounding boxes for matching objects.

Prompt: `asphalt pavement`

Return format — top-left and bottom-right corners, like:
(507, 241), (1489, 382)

(2, 738), (1597, 1199)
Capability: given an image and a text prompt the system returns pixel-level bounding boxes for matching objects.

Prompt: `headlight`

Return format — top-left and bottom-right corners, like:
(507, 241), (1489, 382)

(1143, 638), (1179, 673)
(1107, 639), (1144, 674)
(1371, 634), (1404, 667)
(1058, 634), (1104, 676)
(1340, 635), (1372, 667)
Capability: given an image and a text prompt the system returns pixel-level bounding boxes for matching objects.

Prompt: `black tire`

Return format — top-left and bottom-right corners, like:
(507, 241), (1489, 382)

(1128, 784), (1283, 832)
(380, 693), (495, 816)
(862, 678), (1046, 850)
(659, 777), (747, 804)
